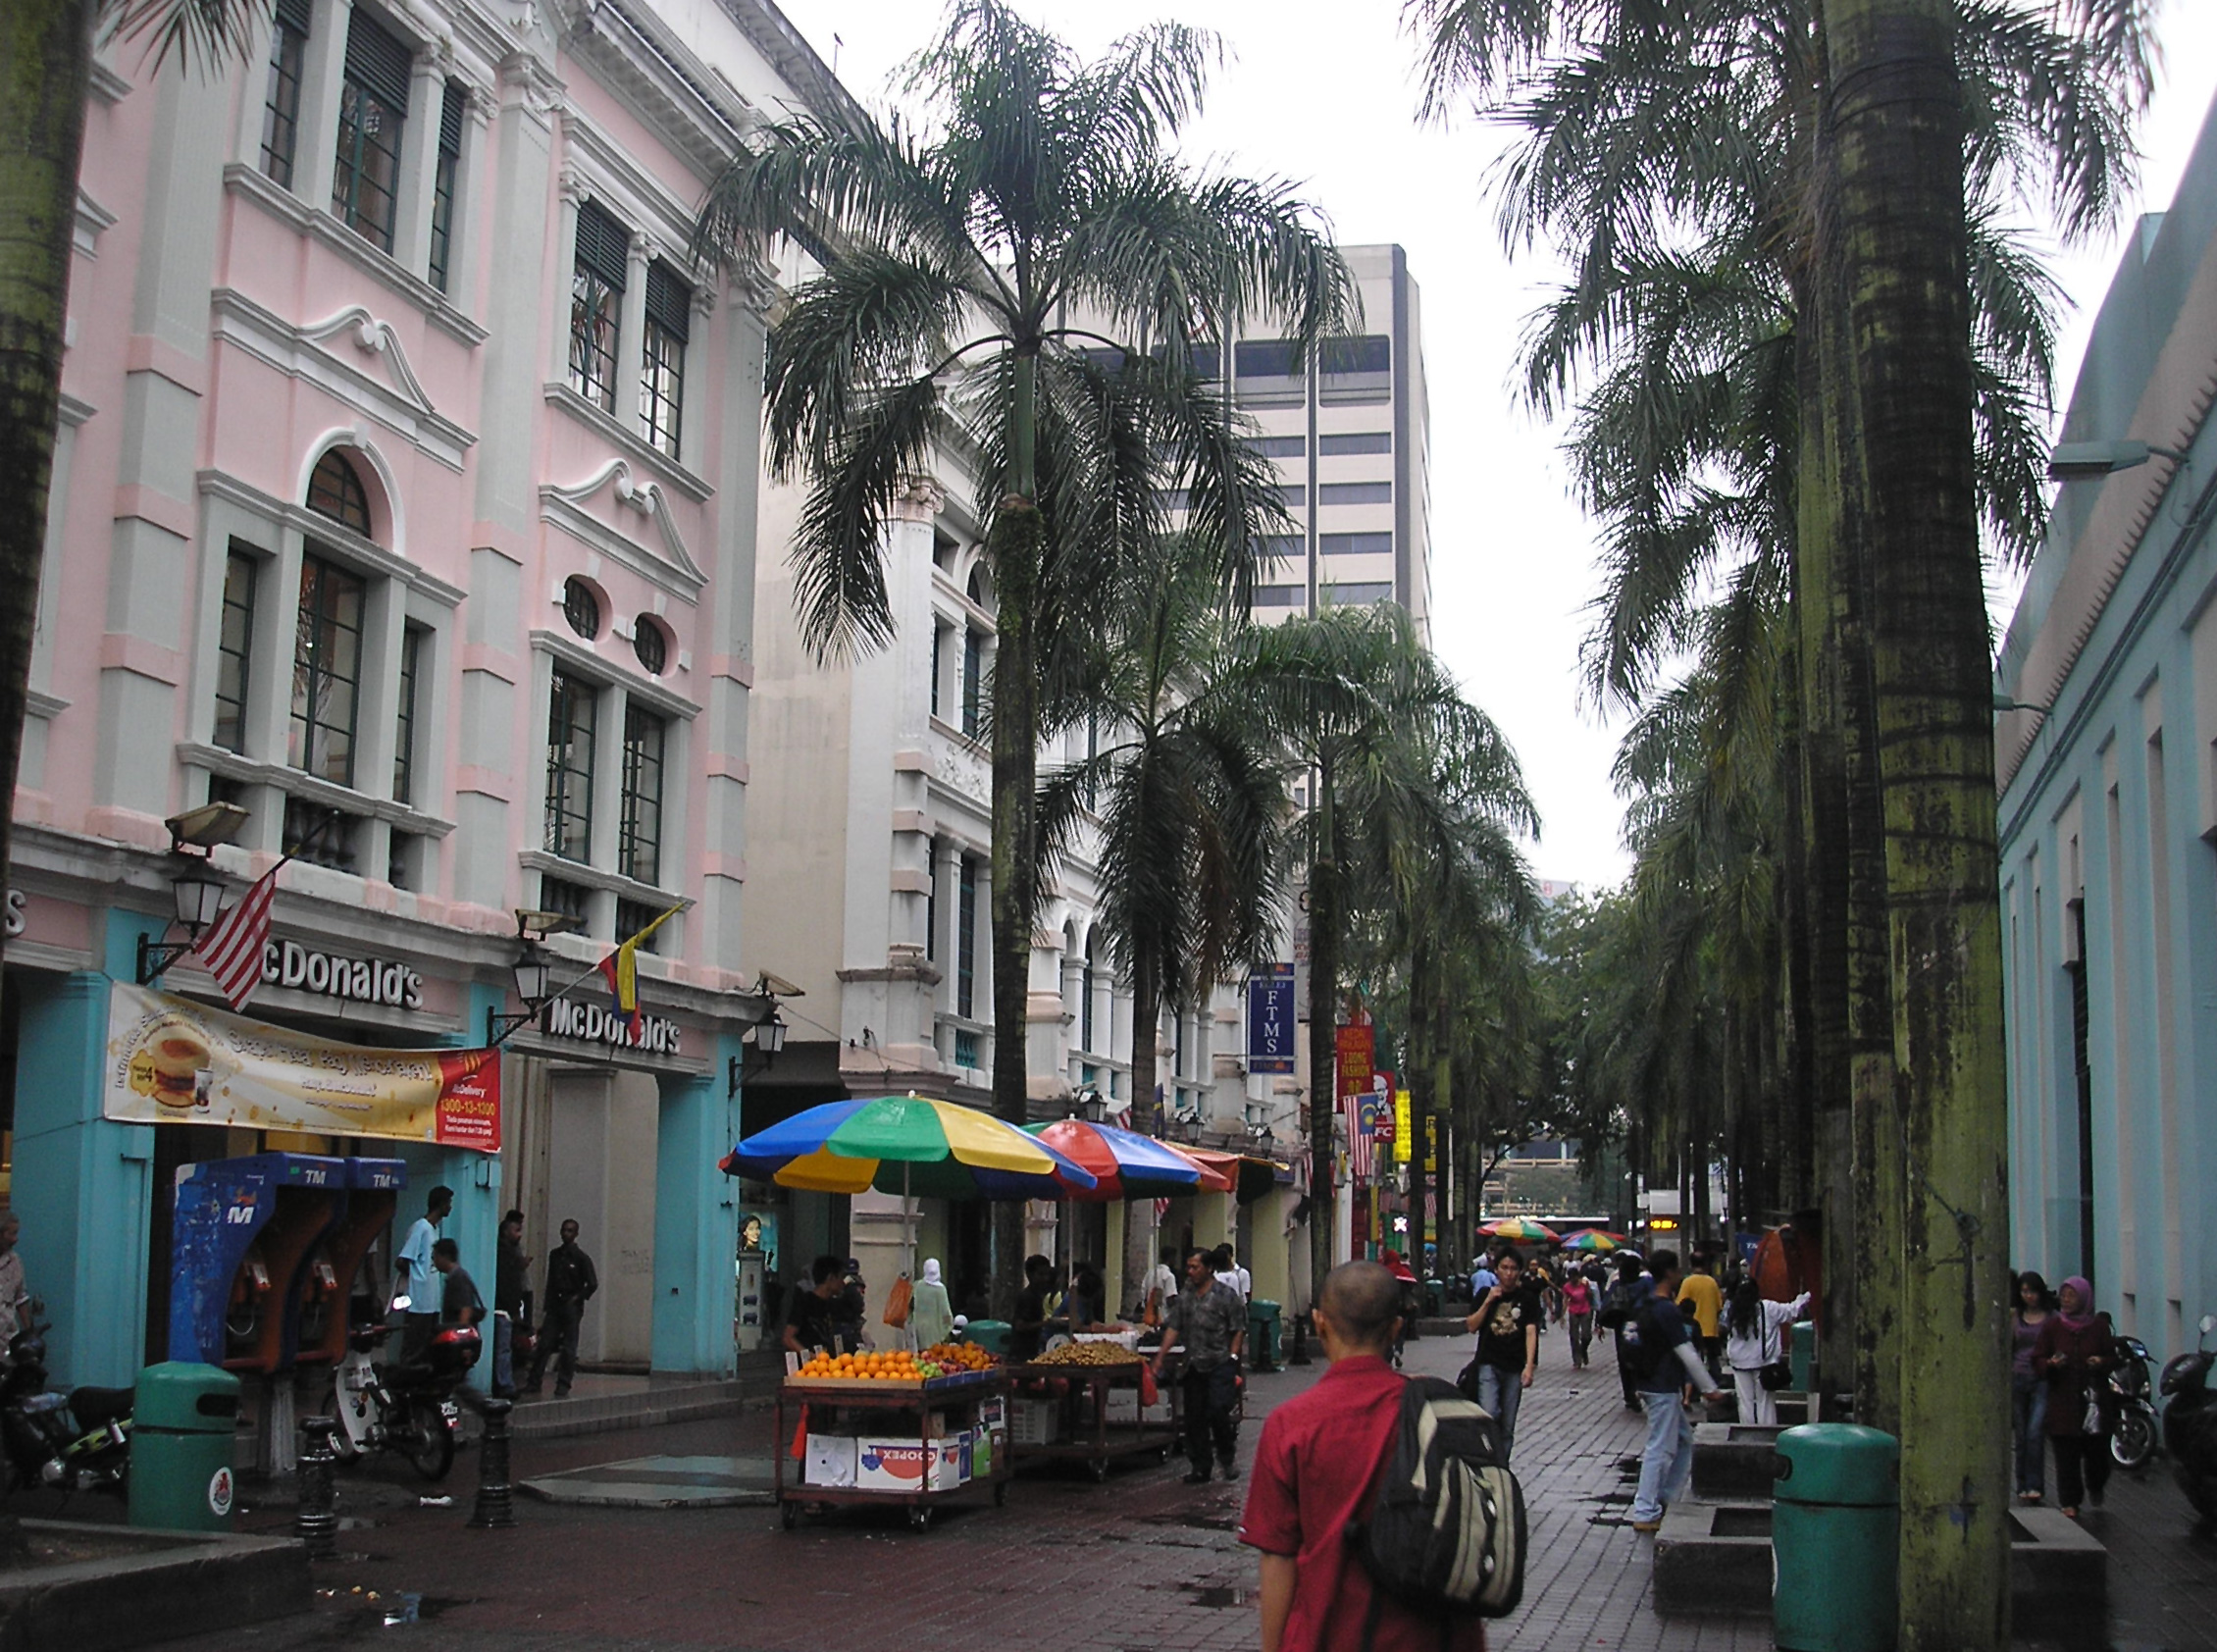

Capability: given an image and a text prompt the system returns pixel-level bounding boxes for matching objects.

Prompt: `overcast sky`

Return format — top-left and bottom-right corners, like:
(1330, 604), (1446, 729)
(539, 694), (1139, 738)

(770, 0), (2217, 887)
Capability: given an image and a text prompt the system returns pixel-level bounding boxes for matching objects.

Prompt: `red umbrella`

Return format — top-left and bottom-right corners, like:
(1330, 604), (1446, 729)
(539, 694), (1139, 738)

(1162, 1142), (1238, 1194)
(1027, 1120), (1207, 1201)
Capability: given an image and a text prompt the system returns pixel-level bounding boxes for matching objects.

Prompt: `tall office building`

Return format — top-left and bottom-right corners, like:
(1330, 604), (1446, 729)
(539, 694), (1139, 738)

(1234, 245), (1431, 639)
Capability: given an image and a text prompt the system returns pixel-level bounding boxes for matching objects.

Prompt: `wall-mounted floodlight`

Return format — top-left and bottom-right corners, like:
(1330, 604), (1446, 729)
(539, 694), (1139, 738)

(2047, 439), (2189, 481)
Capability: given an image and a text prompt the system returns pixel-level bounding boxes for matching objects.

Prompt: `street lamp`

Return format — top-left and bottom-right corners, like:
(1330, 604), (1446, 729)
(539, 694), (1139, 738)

(725, 977), (797, 1096)
(2047, 438), (2189, 481)
(136, 803), (254, 986)
(485, 910), (577, 1047)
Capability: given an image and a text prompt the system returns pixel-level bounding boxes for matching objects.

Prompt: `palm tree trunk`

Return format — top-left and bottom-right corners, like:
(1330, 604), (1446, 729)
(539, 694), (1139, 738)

(987, 495), (1045, 1318)
(1405, 939), (1432, 1290)
(0, 0), (94, 965)
(1123, 947), (1160, 1315)
(1825, 1), (2011, 1643)
(1304, 749), (1340, 1316)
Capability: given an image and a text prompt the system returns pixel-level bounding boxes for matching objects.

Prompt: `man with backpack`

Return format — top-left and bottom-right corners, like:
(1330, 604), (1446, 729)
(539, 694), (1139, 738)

(1239, 1261), (1496, 1651)
(1626, 1249), (1726, 1531)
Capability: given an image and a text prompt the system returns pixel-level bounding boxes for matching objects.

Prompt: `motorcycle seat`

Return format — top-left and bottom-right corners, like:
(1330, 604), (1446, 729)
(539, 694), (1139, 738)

(69, 1386), (133, 1429)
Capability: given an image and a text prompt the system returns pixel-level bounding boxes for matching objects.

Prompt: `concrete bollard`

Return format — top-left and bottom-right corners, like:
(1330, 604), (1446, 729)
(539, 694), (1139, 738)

(467, 1396), (516, 1529)
(295, 1417), (338, 1560)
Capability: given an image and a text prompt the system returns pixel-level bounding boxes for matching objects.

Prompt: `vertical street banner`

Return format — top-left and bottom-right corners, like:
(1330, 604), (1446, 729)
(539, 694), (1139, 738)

(1334, 1021), (1375, 1101)
(1393, 1089), (1412, 1161)
(1246, 964), (1297, 1073)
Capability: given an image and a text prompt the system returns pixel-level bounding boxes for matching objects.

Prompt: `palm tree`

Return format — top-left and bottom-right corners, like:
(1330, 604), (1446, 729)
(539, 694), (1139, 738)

(1, 0), (259, 957)
(693, 3), (1354, 1306)
(1036, 531), (1296, 1304)
(1234, 602), (1537, 1308)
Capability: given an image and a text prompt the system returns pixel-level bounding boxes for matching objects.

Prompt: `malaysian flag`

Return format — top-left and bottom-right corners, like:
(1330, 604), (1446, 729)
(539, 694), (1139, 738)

(190, 865), (280, 1010)
(1343, 1091), (1376, 1185)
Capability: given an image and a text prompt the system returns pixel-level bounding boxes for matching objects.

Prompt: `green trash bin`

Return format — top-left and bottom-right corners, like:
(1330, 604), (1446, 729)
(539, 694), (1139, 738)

(960, 1318), (1012, 1356)
(1789, 1319), (1816, 1392)
(129, 1363), (241, 1532)
(1248, 1300), (1282, 1371)
(1773, 1422), (1898, 1652)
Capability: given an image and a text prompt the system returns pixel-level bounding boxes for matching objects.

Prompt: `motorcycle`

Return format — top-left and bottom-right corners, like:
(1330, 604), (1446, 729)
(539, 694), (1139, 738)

(1, 1305), (132, 1498)
(2110, 1334), (2158, 1470)
(2158, 1312), (2217, 1522)
(323, 1295), (480, 1482)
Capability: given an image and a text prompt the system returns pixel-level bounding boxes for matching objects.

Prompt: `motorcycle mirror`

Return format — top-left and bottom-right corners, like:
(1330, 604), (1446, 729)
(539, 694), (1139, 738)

(390, 1295), (412, 1313)
(2202, 1314), (2215, 1337)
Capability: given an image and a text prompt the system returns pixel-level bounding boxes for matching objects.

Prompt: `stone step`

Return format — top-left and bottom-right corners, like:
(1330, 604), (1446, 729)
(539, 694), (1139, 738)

(1653, 1497), (2106, 1619)
(507, 1377), (751, 1442)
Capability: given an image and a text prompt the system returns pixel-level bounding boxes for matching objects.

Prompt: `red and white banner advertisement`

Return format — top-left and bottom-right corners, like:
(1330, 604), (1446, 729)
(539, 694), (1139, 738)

(1334, 1021), (1375, 1101)
(104, 983), (501, 1151)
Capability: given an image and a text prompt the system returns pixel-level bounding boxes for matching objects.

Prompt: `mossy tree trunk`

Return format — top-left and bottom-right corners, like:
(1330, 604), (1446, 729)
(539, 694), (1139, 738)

(1304, 749), (1340, 1313)
(1823, 0), (2012, 1644)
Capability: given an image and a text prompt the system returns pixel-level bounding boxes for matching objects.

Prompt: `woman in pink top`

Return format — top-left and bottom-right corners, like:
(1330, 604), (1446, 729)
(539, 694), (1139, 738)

(1561, 1270), (1597, 1368)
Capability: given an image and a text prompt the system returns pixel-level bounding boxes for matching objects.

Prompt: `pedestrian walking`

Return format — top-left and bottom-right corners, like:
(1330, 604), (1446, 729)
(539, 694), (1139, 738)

(1151, 1248), (1247, 1483)
(1383, 1250), (1419, 1367)
(2011, 1270), (2053, 1504)
(1561, 1268), (1596, 1368)
(910, 1258), (954, 1350)
(1462, 1249), (1541, 1460)
(1676, 1250), (1725, 1385)
(1238, 1260), (1484, 1652)
(2036, 1274), (2115, 1518)
(1723, 1278), (1808, 1426)
(395, 1186), (451, 1360)
(1628, 1250), (1724, 1531)
(525, 1218), (597, 1397)
(1601, 1252), (1650, 1411)
(491, 1209), (531, 1398)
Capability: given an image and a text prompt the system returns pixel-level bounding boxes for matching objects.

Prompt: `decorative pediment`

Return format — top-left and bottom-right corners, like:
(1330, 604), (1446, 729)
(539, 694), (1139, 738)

(541, 458), (706, 594)
(299, 307), (438, 412)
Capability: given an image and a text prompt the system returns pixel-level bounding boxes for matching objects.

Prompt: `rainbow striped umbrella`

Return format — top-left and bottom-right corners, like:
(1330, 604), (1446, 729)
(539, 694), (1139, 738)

(1025, 1120), (1204, 1201)
(1479, 1216), (1559, 1243)
(720, 1095), (1097, 1200)
(1558, 1228), (1625, 1253)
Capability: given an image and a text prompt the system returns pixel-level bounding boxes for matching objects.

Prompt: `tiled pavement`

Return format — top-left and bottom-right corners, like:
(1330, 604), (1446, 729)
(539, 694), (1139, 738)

(135, 1326), (2216, 1650)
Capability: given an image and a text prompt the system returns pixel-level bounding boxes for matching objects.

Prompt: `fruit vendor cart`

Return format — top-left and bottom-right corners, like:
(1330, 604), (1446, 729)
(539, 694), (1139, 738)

(1005, 1341), (1182, 1481)
(776, 1365), (1013, 1531)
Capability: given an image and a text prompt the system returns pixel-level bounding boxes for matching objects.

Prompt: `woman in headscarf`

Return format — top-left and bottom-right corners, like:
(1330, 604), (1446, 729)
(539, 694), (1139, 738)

(910, 1257), (954, 1351)
(2034, 1274), (2114, 1517)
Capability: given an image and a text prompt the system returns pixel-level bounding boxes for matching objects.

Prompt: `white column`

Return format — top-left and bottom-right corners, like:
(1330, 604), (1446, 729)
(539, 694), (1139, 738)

(293, 0), (354, 217)
(391, 44), (444, 276)
(615, 236), (654, 436)
(683, 282), (716, 473)
(550, 165), (585, 384)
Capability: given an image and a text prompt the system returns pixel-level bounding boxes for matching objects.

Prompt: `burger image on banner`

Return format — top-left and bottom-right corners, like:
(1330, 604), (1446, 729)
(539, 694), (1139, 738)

(125, 1018), (215, 1111)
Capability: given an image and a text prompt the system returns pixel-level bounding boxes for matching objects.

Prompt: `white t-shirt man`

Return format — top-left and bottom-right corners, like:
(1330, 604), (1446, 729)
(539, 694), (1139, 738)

(1144, 1261), (1178, 1320)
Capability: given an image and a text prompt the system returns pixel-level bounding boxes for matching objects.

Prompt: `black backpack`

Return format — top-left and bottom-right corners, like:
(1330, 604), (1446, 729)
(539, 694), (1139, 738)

(1622, 1293), (1669, 1382)
(1347, 1376), (1527, 1637)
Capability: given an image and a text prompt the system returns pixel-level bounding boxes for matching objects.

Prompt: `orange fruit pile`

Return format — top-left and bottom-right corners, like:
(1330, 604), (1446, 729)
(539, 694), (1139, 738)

(922, 1342), (997, 1371)
(797, 1349), (925, 1381)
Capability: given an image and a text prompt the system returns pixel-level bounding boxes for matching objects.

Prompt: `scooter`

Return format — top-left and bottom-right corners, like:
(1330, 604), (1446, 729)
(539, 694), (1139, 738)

(2109, 1335), (2158, 1470)
(323, 1295), (480, 1482)
(0, 1306), (132, 1498)
(2158, 1312), (2217, 1522)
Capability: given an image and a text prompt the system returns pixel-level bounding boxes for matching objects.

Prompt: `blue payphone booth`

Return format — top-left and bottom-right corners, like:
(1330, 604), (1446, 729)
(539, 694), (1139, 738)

(169, 1155), (347, 1369)
(296, 1159), (407, 1367)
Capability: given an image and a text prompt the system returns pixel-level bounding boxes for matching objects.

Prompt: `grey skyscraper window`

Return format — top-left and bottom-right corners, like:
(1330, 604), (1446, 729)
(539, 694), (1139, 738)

(1321, 532), (1394, 556)
(1253, 436), (1306, 458)
(1319, 481), (1392, 506)
(1319, 432), (1391, 455)
(1323, 581), (1394, 606)
(1250, 585), (1304, 608)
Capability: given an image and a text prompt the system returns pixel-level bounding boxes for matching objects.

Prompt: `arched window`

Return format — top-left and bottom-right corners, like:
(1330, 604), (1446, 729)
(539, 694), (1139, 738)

(306, 448), (373, 536)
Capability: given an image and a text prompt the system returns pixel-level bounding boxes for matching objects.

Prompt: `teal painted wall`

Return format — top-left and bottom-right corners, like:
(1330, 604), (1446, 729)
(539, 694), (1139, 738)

(651, 1032), (742, 1375)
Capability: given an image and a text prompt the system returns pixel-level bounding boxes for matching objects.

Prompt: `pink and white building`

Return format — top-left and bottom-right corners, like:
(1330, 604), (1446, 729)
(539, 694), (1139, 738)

(8, 0), (848, 1406)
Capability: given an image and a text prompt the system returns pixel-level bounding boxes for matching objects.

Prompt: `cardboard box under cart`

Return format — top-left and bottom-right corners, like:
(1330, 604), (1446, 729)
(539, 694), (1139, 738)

(773, 1367), (1012, 1531)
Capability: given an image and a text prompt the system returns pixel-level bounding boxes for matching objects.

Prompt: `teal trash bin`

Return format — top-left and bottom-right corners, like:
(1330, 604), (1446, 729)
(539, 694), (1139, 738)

(1424, 1278), (1446, 1316)
(129, 1363), (241, 1532)
(960, 1319), (1012, 1356)
(1248, 1300), (1282, 1371)
(1789, 1319), (1816, 1392)
(1773, 1423), (1898, 1652)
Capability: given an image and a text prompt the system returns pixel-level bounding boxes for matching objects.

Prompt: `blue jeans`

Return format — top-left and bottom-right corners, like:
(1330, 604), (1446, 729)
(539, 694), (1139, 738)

(2011, 1371), (2047, 1496)
(1476, 1364), (1525, 1462)
(1632, 1389), (1695, 1523)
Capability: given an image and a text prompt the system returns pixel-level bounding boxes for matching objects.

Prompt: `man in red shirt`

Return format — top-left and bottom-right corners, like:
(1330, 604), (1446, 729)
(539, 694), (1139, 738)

(1239, 1262), (1485, 1652)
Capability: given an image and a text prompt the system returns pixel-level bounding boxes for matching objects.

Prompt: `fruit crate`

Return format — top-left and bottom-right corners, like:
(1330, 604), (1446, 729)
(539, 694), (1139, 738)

(1008, 1398), (1061, 1447)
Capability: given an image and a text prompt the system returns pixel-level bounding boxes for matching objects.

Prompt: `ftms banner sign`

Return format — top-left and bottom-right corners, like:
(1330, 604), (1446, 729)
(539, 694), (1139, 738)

(1247, 963), (1296, 1074)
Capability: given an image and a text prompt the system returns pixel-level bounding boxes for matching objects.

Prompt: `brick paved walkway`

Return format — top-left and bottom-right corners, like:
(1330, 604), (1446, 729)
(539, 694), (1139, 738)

(132, 1325), (2213, 1651)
